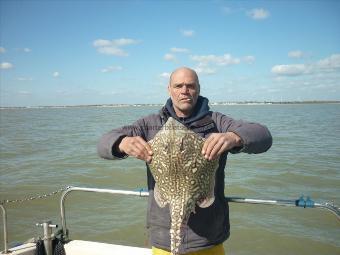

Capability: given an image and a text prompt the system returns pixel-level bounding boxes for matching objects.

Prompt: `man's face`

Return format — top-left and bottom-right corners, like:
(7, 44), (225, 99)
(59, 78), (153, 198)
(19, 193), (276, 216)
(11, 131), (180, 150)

(168, 69), (200, 117)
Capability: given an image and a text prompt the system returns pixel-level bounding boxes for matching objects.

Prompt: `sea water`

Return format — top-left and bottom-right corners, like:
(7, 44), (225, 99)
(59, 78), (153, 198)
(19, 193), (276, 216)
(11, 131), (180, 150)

(0, 103), (339, 254)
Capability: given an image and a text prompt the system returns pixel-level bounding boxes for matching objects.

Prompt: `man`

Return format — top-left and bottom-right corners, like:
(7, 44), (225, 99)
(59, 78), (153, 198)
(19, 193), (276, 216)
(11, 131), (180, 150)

(97, 67), (272, 255)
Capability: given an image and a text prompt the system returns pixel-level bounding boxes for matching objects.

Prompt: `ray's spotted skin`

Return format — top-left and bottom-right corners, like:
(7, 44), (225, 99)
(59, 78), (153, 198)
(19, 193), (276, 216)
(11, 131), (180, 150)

(148, 117), (219, 255)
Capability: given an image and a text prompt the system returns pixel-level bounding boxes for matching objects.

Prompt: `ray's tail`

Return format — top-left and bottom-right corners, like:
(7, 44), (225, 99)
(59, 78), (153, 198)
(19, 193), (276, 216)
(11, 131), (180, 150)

(169, 204), (186, 255)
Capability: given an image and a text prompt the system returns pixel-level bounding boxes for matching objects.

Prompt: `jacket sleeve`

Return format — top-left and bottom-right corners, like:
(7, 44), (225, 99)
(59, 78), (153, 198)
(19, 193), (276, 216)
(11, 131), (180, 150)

(97, 118), (147, 160)
(213, 112), (272, 154)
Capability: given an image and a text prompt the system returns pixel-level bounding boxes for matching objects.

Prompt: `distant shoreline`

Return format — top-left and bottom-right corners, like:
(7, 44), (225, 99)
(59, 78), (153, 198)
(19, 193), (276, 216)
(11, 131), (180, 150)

(1, 100), (339, 109)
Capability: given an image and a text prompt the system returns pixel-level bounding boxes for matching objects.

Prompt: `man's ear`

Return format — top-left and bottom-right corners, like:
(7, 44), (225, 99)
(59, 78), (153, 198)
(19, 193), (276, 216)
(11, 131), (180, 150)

(167, 84), (171, 95)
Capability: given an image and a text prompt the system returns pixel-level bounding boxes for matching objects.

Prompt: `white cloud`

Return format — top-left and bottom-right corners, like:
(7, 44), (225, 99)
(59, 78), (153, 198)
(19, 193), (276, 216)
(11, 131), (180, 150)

(247, 8), (270, 20)
(93, 38), (140, 57)
(101, 65), (123, 73)
(272, 54), (340, 76)
(194, 66), (216, 75)
(23, 48), (32, 53)
(181, 29), (195, 37)
(190, 53), (255, 75)
(98, 47), (128, 56)
(160, 72), (170, 78)
(164, 53), (176, 62)
(111, 38), (139, 46)
(269, 68), (340, 99)
(317, 54), (340, 71)
(0, 47), (6, 53)
(0, 62), (13, 69)
(53, 71), (60, 77)
(164, 48), (189, 62)
(243, 55), (256, 64)
(170, 47), (189, 53)
(93, 38), (139, 47)
(191, 54), (240, 66)
(18, 91), (31, 95)
(288, 50), (305, 58)
(93, 39), (112, 47)
(271, 64), (308, 76)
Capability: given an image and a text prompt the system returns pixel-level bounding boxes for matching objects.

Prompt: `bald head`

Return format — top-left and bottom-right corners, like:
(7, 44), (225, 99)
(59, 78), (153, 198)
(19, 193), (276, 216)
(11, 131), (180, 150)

(169, 67), (200, 89)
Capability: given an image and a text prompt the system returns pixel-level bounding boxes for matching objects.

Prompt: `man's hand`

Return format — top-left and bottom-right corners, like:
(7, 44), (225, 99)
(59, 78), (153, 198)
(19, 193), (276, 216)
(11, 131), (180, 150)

(202, 132), (243, 161)
(118, 136), (153, 163)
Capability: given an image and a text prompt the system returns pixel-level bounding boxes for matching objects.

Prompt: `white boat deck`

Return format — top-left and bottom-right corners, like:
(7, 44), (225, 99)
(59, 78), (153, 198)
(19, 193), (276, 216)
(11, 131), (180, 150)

(2, 240), (152, 255)
(65, 240), (151, 255)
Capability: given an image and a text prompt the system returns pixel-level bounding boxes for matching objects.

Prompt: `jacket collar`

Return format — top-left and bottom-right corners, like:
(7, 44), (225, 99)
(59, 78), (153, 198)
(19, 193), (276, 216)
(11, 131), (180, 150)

(160, 96), (217, 133)
(163, 96), (211, 125)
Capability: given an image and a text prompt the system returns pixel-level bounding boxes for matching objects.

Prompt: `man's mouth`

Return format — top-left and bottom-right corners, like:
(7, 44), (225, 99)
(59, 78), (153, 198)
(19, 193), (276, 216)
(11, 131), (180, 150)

(180, 98), (192, 102)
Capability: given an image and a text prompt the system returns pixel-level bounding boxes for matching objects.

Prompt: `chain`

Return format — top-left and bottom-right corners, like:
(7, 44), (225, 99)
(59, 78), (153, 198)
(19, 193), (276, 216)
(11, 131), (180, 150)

(1, 186), (72, 205)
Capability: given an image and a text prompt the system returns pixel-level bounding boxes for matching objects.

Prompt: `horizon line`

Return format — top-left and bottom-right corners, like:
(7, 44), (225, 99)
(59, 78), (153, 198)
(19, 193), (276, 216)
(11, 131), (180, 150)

(1, 100), (340, 109)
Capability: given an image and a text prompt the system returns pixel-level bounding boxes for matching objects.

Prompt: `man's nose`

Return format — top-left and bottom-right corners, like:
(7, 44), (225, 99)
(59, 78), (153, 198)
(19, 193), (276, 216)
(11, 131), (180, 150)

(180, 85), (189, 93)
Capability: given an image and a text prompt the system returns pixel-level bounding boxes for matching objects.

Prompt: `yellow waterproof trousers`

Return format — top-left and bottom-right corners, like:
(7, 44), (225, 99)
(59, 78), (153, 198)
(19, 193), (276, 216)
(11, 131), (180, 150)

(152, 243), (225, 255)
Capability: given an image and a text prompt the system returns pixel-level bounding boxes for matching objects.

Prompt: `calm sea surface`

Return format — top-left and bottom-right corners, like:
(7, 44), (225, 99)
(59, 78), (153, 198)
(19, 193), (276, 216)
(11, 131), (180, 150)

(1, 104), (339, 254)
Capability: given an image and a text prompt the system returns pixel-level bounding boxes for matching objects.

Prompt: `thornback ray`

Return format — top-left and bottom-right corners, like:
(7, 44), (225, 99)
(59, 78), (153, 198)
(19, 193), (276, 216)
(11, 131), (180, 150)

(147, 117), (219, 255)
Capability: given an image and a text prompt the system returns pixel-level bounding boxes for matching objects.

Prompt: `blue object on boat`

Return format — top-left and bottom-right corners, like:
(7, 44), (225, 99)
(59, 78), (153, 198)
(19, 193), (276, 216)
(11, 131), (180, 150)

(296, 196), (306, 207)
(305, 196), (315, 208)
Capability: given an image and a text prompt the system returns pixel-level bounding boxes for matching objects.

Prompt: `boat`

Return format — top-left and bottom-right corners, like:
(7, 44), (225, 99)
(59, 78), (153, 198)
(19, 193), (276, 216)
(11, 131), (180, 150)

(1, 186), (339, 255)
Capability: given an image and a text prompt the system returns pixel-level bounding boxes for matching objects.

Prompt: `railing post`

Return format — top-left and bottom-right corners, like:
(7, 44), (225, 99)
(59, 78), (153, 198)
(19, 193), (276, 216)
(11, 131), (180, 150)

(60, 188), (72, 240)
(0, 204), (9, 254)
(36, 221), (58, 255)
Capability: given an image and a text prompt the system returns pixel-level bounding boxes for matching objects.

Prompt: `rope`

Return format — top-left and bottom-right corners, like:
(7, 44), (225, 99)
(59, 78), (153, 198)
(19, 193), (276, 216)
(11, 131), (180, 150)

(53, 239), (66, 255)
(1, 186), (71, 205)
(33, 238), (66, 255)
(35, 240), (46, 255)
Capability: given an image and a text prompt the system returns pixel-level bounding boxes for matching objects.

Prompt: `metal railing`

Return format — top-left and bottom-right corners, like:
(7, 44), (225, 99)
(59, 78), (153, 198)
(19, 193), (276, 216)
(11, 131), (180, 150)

(60, 187), (149, 239)
(1, 186), (339, 252)
(59, 186), (340, 240)
(225, 196), (340, 219)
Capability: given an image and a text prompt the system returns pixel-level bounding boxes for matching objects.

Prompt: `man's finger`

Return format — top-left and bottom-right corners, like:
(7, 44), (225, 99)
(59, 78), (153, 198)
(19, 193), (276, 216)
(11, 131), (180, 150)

(133, 139), (153, 162)
(136, 137), (153, 155)
(204, 135), (219, 159)
(216, 143), (229, 157)
(202, 134), (216, 154)
(133, 142), (150, 159)
(208, 140), (224, 160)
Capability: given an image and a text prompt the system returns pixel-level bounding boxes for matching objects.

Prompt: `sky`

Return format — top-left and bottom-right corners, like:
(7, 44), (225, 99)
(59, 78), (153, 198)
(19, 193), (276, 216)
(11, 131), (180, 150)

(0, 0), (340, 107)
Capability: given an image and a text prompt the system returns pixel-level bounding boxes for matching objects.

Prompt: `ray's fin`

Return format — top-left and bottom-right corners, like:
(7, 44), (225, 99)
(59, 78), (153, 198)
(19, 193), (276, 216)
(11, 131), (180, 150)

(197, 196), (215, 208)
(154, 184), (168, 208)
